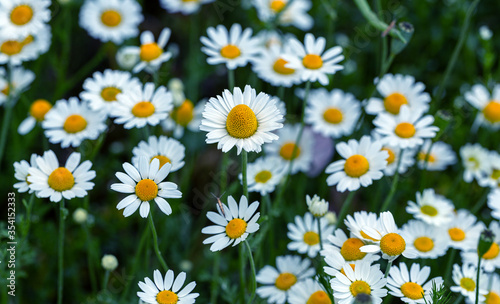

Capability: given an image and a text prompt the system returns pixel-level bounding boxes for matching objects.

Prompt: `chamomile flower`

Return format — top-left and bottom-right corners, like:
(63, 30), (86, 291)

(378, 142), (415, 176)
(200, 85), (284, 154)
(132, 136), (185, 172)
(128, 28), (172, 73)
(27, 150), (96, 202)
(365, 74), (431, 116)
(406, 189), (454, 226)
(0, 66), (35, 106)
(484, 273), (500, 304)
(478, 151), (500, 189)
(18, 99), (52, 135)
(464, 84), (500, 130)
(460, 143), (491, 183)
(387, 262), (443, 304)
(240, 156), (286, 196)
(111, 82), (173, 129)
(488, 189), (500, 220)
(450, 263), (488, 303)
(461, 221), (500, 272)
(256, 255), (315, 304)
(325, 136), (388, 192)
(400, 220), (449, 259)
(344, 211), (381, 243)
(159, 0), (215, 15)
(322, 248), (380, 279)
(13, 153), (38, 193)
(0, 0), (51, 39)
(304, 88), (361, 139)
(288, 278), (333, 304)
(321, 228), (380, 263)
(417, 140), (457, 171)
(253, 0), (313, 31)
(306, 194), (328, 217)
(201, 195), (260, 251)
(200, 24), (262, 70)
(287, 212), (334, 258)
(137, 269), (199, 304)
(252, 44), (302, 87)
(0, 24), (51, 65)
(161, 99), (205, 139)
(282, 33), (344, 85)
(79, 0), (143, 44)
(446, 209), (485, 251)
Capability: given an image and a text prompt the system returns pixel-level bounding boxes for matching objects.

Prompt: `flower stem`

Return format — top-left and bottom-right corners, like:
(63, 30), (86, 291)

(228, 68), (235, 90)
(148, 212), (169, 272)
(352, 0), (406, 42)
(0, 64), (15, 169)
(317, 217), (324, 251)
(57, 199), (66, 304)
(102, 270), (110, 291)
(380, 149), (404, 212)
(244, 240), (257, 304)
(335, 191), (356, 229)
(238, 245), (246, 303)
(120, 225), (149, 302)
(242, 150), (248, 198)
(444, 249), (457, 286)
(475, 256), (482, 304)
(83, 223), (98, 294)
(384, 260), (393, 278)
(210, 253), (221, 304)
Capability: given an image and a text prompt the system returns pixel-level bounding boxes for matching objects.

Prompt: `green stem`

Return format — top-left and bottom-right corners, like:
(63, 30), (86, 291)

(148, 212), (169, 272)
(244, 240), (257, 304)
(120, 225), (149, 302)
(102, 270), (110, 291)
(242, 150), (248, 198)
(57, 199), (66, 304)
(21, 193), (36, 242)
(277, 86), (285, 102)
(444, 249), (457, 286)
(0, 90), (15, 168)
(384, 260), (393, 278)
(380, 149), (404, 212)
(317, 217), (324, 251)
(239, 245), (246, 303)
(452, 295), (464, 304)
(83, 223), (98, 294)
(352, 0), (406, 42)
(471, 190), (489, 215)
(475, 256), (482, 304)
(220, 153), (229, 194)
(210, 254), (221, 304)
(228, 68), (235, 90)
(335, 191), (356, 229)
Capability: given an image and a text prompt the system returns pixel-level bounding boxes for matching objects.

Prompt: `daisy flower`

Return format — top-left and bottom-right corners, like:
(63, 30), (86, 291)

(417, 140), (457, 171)
(344, 211), (381, 243)
(306, 194), (328, 218)
(406, 189), (454, 226)
(17, 99), (52, 135)
(132, 136), (185, 172)
(42, 97), (107, 148)
(13, 153), (38, 193)
(200, 24), (262, 70)
(478, 151), (500, 189)
(161, 98), (205, 139)
(461, 221), (500, 272)
(256, 255), (315, 304)
(323, 249), (380, 279)
(365, 74), (431, 116)
(488, 189), (500, 220)
(378, 141), (415, 176)
(287, 212), (334, 258)
(387, 262), (443, 304)
(159, 0), (215, 15)
(252, 44), (302, 87)
(0, 66), (35, 105)
(464, 83), (500, 130)
(110, 157), (182, 218)
(400, 220), (449, 259)
(201, 195), (260, 251)
(252, 0), (313, 31)
(27, 150), (96, 202)
(79, 0), (143, 44)
(264, 124), (314, 175)
(304, 88), (361, 139)
(0, 0), (51, 39)
(325, 135), (388, 192)
(450, 263), (488, 303)
(330, 261), (387, 304)
(446, 209), (485, 251)
(111, 82), (173, 129)
(200, 85), (284, 154)
(137, 269), (199, 304)
(288, 278), (333, 304)
(321, 228), (380, 264)
(0, 25), (51, 66)
(460, 143), (491, 183)
(484, 273), (500, 304)
(282, 33), (344, 85)
(80, 69), (142, 116)
(128, 28), (172, 73)
(240, 156), (286, 196)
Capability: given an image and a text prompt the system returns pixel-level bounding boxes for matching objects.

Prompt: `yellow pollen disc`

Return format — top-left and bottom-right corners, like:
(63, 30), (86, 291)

(1, 85), (9, 96)
(150, 155), (171, 168)
(270, 0), (286, 13)
(384, 93), (408, 115)
(323, 108), (343, 124)
(274, 272), (297, 290)
(135, 179), (158, 201)
(172, 100), (194, 127)
(303, 231), (320, 246)
(10, 5), (33, 26)
(156, 290), (179, 304)
(101, 10), (122, 27)
(344, 155), (370, 178)
(459, 278), (476, 292)
(340, 238), (367, 261)
(483, 101), (500, 123)
(340, 264), (355, 276)
(132, 101), (155, 118)
(420, 205), (438, 217)
(401, 282), (424, 300)
(380, 233), (406, 256)
(418, 152), (436, 163)
(63, 114), (88, 134)
(254, 170), (272, 183)
(486, 292), (500, 304)
(306, 291), (332, 304)
(101, 87), (122, 102)
(48, 167), (75, 192)
(280, 142), (300, 160)
(140, 43), (162, 62)
(220, 44), (241, 59)
(1, 40), (24, 56)
(448, 228), (466, 241)
(482, 242), (500, 260)
(491, 169), (500, 180)
(225, 104), (258, 139)
(349, 281), (371, 297)
(413, 236), (434, 252)
(382, 148), (396, 165)
(302, 54), (323, 70)
(360, 230), (379, 242)
(225, 218), (247, 239)
(273, 58), (295, 75)
(394, 122), (416, 138)
(30, 99), (52, 122)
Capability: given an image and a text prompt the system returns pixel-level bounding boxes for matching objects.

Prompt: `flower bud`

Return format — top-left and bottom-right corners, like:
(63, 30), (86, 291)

(306, 194), (329, 217)
(101, 254), (118, 271)
(72, 208), (88, 224)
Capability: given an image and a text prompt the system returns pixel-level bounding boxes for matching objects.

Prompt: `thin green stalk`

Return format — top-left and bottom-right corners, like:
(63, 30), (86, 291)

(210, 254), (221, 304)
(352, 0), (406, 42)
(83, 223), (98, 294)
(148, 212), (169, 272)
(228, 68), (235, 90)
(143, 125), (151, 139)
(380, 149), (404, 212)
(57, 199), (66, 304)
(452, 295), (464, 304)
(220, 153), (229, 194)
(239, 245), (246, 303)
(21, 193), (36, 242)
(102, 270), (110, 291)
(0, 63), (15, 168)
(277, 86), (285, 102)
(444, 249), (457, 286)
(244, 240), (257, 304)
(317, 217), (324, 251)
(471, 190), (489, 215)
(475, 256), (482, 304)
(335, 191), (356, 229)
(120, 225), (149, 302)
(384, 260), (393, 278)
(242, 150), (248, 198)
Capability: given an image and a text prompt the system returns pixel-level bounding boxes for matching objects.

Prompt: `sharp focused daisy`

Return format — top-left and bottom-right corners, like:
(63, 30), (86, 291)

(461, 221), (500, 272)
(488, 189), (500, 220)
(288, 278), (333, 304)
(325, 136), (388, 192)
(406, 189), (454, 226)
(287, 212), (334, 258)
(42, 97), (107, 148)
(417, 140), (457, 171)
(0, 0), (51, 39)
(137, 269), (199, 304)
(252, 44), (302, 88)
(27, 150), (96, 202)
(200, 23), (263, 70)
(200, 85), (284, 154)
(110, 157), (182, 218)
(256, 255), (315, 304)
(127, 28), (172, 73)
(159, 0), (215, 15)
(17, 99), (52, 135)
(161, 98), (205, 138)
(202, 195), (260, 251)
(460, 143), (491, 183)
(13, 153), (38, 193)
(321, 228), (380, 264)
(252, 0), (313, 31)
(465, 83), (500, 130)
(446, 209), (485, 251)
(111, 82), (174, 129)
(450, 263), (488, 303)
(0, 66), (35, 106)
(400, 220), (449, 259)
(365, 74), (431, 116)
(240, 156), (286, 196)
(132, 136), (185, 173)
(323, 247), (380, 279)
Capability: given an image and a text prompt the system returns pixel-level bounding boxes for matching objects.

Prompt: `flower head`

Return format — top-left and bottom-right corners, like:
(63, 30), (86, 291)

(137, 269), (199, 304)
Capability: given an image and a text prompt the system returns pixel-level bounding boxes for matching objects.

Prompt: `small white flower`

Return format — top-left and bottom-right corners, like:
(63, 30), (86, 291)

(132, 136), (185, 173)
(0, 66), (35, 106)
(252, 44), (302, 88)
(417, 140), (457, 171)
(321, 228), (380, 264)
(478, 151), (500, 189)
(162, 99), (205, 139)
(460, 143), (491, 183)
(344, 211), (381, 243)
(406, 189), (455, 226)
(240, 156), (286, 196)
(306, 194), (328, 217)
(288, 278), (333, 304)
(446, 209), (485, 251)
(400, 220), (449, 259)
(287, 212), (334, 258)
(13, 153), (38, 193)
(116, 46), (140, 70)
(159, 0), (215, 15)
(137, 269), (199, 304)
(127, 28), (173, 73)
(488, 189), (500, 220)
(0, 0), (51, 39)
(450, 263), (488, 303)
(252, 0), (313, 31)
(461, 221), (500, 272)
(324, 211), (337, 226)
(0, 24), (51, 65)
(101, 254), (118, 271)
(479, 25), (493, 40)
(464, 84), (500, 130)
(18, 99), (52, 135)
(73, 207), (88, 224)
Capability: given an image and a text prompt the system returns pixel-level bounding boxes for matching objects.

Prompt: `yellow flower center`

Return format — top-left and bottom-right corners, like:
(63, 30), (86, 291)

(140, 43), (162, 62)
(132, 101), (155, 118)
(225, 218), (247, 239)
(302, 54), (323, 70)
(448, 228), (466, 241)
(279, 142), (300, 160)
(156, 290), (178, 304)
(482, 242), (500, 260)
(270, 0), (286, 13)
(418, 152), (436, 163)
(394, 122), (416, 138)
(360, 230), (379, 242)
(413, 236), (434, 252)
(225, 104), (258, 139)
(382, 148), (396, 165)
(420, 205), (438, 217)
(101, 87), (122, 102)
(48, 167), (75, 192)
(101, 10), (122, 27)
(468, 157), (480, 169)
(63, 114), (88, 134)
(323, 108), (343, 124)
(273, 58), (295, 75)
(135, 179), (158, 202)
(350, 281), (371, 297)
(306, 291), (332, 304)
(380, 233), (406, 256)
(150, 155), (171, 169)
(340, 238), (367, 261)
(491, 169), (500, 180)
(401, 282), (424, 300)
(10, 5), (33, 26)
(220, 44), (241, 59)
(384, 93), (408, 115)
(460, 277), (476, 292)
(303, 231), (320, 246)
(1, 40), (24, 56)
(486, 292), (500, 304)
(344, 155), (370, 178)
(30, 99), (52, 122)
(274, 272), (297, 291)
(172, 100), (194, 127)
(483, 101), (500, 123)
(254, 170), (272, 183)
